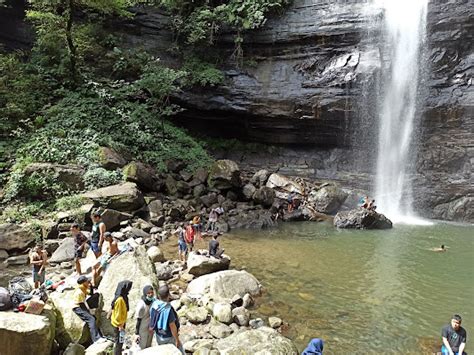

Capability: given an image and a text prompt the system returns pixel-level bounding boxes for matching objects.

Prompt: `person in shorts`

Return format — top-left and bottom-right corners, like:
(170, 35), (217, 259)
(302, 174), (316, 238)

(30, 244), (48, 289)
(185, 222), (195, 252)
(175, 224), (187, 262)
(90, 211), (106, 257)
(71, 223), (89, 275)
(92, 232), (119, 286)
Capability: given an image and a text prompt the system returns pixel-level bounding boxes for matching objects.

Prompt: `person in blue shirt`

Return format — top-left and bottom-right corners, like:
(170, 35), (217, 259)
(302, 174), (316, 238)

(149, 285), (184, 354)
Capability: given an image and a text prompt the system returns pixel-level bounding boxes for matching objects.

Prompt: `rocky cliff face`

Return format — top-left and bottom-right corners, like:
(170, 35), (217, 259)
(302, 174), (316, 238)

(125, 0), (473, 222)
(1, 0), (472, 222)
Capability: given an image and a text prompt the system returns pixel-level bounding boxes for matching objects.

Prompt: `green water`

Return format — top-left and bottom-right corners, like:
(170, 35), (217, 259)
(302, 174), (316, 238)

(219, 221), (474, 353)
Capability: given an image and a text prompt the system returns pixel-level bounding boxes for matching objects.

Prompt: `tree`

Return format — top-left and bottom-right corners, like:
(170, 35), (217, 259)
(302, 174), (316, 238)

(27, 0), (140, 83)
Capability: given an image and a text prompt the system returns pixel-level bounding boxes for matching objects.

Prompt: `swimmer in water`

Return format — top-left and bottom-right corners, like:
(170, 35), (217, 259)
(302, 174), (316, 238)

(431, 244), (447, 252)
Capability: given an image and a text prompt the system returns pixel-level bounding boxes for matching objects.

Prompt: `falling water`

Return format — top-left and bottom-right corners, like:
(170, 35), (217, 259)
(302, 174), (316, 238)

(374, 0), (428, 223)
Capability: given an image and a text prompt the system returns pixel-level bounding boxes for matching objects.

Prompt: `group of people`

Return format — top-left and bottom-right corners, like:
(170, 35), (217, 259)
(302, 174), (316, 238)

(360, 195), (377, 211)
(73, 277), (184, 354)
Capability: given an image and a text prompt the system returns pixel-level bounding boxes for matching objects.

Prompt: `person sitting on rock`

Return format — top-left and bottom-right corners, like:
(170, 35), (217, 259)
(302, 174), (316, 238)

(302, 338), (324, 355)
(359, 195), (369, 208)
(72, 276), (104, 343)
(209, 233), (225, 259)
(30, 244), (48, 289)
(185, 222), (195, 252)
(71, 223), (89, 275)
(110, 280), (133, 355)
(92, 232), (119, 286)
(134, 285), (155, 350)
(441, 314), (467, 355)
(150, 285), (184, 354)
(90, 211), (106, 258)
(367, 199), (377, 211)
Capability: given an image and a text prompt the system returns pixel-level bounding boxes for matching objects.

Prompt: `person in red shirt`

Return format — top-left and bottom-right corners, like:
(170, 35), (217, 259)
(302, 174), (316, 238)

(185, 222), (195, 252)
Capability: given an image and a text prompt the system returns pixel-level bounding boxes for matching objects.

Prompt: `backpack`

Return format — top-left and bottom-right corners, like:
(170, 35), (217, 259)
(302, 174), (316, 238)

(8, 276), (33, 307)
(0, 287), (12, 311)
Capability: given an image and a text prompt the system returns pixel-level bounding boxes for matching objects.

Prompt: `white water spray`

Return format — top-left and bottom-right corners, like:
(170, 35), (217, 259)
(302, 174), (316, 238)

(374, 0), (428, 224)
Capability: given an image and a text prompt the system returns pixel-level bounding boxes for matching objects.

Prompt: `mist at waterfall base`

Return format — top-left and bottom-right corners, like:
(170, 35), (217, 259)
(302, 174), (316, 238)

(373, 0), (429, 225)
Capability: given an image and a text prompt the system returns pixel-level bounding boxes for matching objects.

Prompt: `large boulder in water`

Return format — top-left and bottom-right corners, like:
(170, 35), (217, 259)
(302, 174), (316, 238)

(208, 160), (241, 190)
(82, 182), (145, 212)
(0, 223), (34, 252)
(98, 246), (159, 335)
(308, 184), (348, 214)
(252, 186), (275, 207)
(50, 289), (103, 344)
(187, 251), (231, 277)
(123, 161), (161, 192)
(334, 209), (393, 229)
(187, 270), (261, 300)
(214, 327), (298, 354)
(49, 237), (75, 264)
(0, 306), (56, 355)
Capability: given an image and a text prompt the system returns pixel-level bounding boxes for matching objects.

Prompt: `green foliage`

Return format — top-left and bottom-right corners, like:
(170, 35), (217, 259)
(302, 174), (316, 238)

(83, 166), (123, 190)
(182, 58), (225, 87)
(55, 194), (87, 211)
(0, 202), (54, 224)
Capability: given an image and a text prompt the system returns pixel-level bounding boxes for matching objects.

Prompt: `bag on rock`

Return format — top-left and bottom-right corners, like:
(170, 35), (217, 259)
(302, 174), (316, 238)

(0, 287), (12, 311)
(8, 276), (33, 307)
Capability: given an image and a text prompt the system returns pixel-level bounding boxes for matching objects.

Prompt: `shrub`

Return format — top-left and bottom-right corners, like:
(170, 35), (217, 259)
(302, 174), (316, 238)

(83, 166), (123, 190)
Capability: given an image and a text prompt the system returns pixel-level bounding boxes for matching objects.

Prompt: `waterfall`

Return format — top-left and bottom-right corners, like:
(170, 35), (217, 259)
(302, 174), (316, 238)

(374, 0), (428, 223)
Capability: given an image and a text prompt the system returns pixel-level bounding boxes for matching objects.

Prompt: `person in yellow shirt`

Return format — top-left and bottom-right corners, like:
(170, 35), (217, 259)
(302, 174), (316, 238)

(72, 276), (104, 343)
(110, 280), (133, 355)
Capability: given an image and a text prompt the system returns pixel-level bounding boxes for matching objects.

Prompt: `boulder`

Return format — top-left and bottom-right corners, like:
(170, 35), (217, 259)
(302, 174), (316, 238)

(249, 318), (265, 329)
(334, 209), (393, 229)
(251, 169), (270, 187)
(0, 223), (34, 252)
(214, 327), (298, 354)
(0, 306), (56, 355)
(63, 343), (86, 355)
(98, 246), (159, 334)
(100, 209), (132, 231)
(187, 251), (231, 277)
(0, 249), (8, 260)
(193, 184), (207, 198)
(282, 209), (306, 222)
(136, 344), (183, 355)
(213, 303), (232, 325)
(252, 186), (276, 207)
(24, 163), (84, 195)
(49, 237), (75, 264)
(266, 173), (304, 199)
(200, 193), (218, 208)
(5, 255), (29, 266)
(155, 261), (183, 281)
(82, 182), (145, 212)
(231, 306), (250, 326)
(187, 270), (261, 300)
(194, 168), (209, 184)
(308, 184), (348, 214)
(210, 322), (233, 338)
(50, 290), (102, 344)
(242, 184), (257, 200)
(165, 175), (178, 195)
(182, 306), (209, 324)
(84, 340), (114, 355)
(208, 160), (241, 190)
(147, 246), (165, 263)
(268, 316), (282, 328)
(148, 199), (163, 217)
(98, 147), (127, 170)
(123, 161), (160, 192)
(183, 339), (214, 353)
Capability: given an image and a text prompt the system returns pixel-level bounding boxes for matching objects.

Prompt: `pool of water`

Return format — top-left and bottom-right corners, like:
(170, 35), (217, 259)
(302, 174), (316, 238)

(182, 221), (473, 353)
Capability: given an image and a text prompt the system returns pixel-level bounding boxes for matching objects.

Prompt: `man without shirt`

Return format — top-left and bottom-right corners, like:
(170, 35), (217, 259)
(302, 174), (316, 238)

(92, 232), (119, 286)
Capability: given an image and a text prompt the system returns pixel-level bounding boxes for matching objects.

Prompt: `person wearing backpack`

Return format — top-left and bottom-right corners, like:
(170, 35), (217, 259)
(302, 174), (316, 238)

(149, 285), (184, 354)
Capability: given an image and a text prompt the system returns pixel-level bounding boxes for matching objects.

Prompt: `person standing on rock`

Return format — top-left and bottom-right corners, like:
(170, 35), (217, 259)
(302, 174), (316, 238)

(92, 232), (119, 286)
(30, 244), (48, 289)
(91, 211), (106, 258)
(134, 285), (155, 349)
(175, 224), (187, 262)
(72, 276), (104, 343)
(192, 214), (202, 240)
(110, 280), (133, 355)
(150, 285), (184, 354)
(206, 208), (218, 232)
(71, 223), (88, 275)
